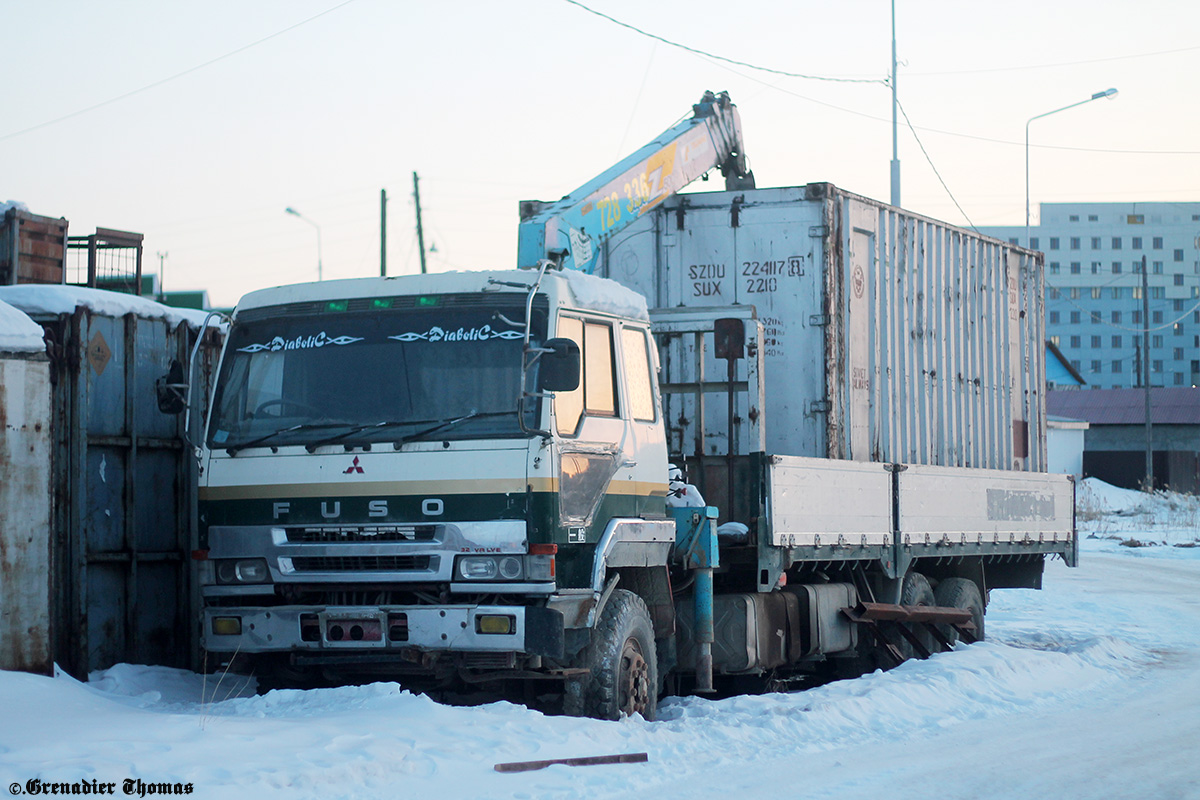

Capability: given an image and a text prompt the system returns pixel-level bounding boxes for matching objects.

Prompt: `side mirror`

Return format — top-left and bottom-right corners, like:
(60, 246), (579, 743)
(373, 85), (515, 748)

(156, 359), (187, 415)
(537, 338), (580, 392)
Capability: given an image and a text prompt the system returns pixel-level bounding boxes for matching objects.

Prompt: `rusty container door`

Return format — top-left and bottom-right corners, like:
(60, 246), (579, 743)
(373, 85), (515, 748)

(0, 352), (53, 674)
(42, 305), (210, 678)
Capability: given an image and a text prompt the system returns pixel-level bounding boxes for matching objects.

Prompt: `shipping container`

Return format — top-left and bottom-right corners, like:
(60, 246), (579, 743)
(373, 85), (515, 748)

(602, 183), (1046, 477)
(0, 340), (53, 675)
(0, 287), (222, 678)
(1, 208), (69, 286)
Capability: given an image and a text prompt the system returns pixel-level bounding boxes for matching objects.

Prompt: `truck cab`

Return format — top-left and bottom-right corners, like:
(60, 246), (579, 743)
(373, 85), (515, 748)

(198, 267), (674, 716)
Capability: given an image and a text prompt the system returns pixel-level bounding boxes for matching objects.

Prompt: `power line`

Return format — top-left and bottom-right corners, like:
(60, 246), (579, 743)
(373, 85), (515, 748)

(691, 47), (1200, 158)
(905, 43), (1200, 77)
(617, 44), (658, 157)
(0, 0), (358, 142)
(894, 98), (977, 230)
(561, 0), (885, 85)
(908, 122), (1200, 156)
(563, 1), (1200, 156)
(1047, 279), (1200, 333)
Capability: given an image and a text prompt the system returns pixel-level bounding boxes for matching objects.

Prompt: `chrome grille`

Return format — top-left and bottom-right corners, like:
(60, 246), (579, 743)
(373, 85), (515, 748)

(285, 526), (436, 543)
(290, 555), (434, 572)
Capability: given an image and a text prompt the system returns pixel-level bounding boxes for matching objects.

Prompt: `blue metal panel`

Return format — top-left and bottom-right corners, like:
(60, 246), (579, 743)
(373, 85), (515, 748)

(670, 506), (719, 570)
(84, 447), (125, 553)
(22, 298), (224, 677)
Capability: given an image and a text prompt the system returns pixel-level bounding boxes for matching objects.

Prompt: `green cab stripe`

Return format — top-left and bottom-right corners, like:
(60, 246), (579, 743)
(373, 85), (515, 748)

(199, 477), (667, 502)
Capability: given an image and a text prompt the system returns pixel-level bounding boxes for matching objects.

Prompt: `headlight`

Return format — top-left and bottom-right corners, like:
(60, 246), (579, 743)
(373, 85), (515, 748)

(456, 554), (552, 581)
(214, 558), (271, 584)
(498, 556), (523, 580)
(457, 556), (499, 580)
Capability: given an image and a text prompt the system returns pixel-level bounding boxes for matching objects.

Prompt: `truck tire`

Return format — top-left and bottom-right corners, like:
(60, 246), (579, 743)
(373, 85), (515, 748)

(566, 589), (658, 721)
(898, 571), (939, 659)
(933, 577), (985, 644)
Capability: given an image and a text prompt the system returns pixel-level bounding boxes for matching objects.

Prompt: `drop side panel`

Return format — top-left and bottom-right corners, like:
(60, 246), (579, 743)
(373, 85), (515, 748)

(897, 464), (1074, 543)
(766, 455), (892, 547)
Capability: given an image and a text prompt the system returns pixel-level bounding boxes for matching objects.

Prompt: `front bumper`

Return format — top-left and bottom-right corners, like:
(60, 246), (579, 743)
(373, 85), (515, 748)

(203, 603), (564, 658)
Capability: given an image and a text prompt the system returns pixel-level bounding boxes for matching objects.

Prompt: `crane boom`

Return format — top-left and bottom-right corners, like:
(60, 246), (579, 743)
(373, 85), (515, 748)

(517, 91), (754, 273)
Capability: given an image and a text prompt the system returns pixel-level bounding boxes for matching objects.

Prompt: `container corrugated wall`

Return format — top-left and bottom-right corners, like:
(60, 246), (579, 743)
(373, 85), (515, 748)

(28, 305), (222, 678)
(602, 182), (1045, 473)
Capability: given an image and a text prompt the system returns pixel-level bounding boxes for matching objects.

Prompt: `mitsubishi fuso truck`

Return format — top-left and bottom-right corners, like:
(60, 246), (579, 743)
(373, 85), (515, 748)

(194, 94), (1075, 720)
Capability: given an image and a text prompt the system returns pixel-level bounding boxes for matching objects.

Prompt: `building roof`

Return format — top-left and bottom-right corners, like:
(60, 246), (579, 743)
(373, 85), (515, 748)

(1047, 388), (1200, 425)
(1045, 340), (1085, 386)
(1048, 415), (1089, 430)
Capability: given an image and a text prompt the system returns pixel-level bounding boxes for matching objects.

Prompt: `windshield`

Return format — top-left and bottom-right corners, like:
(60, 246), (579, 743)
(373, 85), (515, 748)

(207, 294), (546, 450)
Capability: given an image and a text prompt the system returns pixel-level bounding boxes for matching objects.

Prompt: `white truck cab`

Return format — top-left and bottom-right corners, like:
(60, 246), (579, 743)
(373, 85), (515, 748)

(198, 267), (673, 713)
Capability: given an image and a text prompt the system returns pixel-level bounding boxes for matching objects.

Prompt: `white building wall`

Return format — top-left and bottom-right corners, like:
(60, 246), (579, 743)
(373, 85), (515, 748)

(1048, 424), (1087, 478)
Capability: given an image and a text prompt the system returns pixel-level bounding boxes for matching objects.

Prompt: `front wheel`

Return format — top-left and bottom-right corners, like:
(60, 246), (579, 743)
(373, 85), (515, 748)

(565, 589), (658, 721)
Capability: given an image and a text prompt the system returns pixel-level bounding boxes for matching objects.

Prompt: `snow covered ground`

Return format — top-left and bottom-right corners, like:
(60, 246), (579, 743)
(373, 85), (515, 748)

(1, 479), (1197, 800)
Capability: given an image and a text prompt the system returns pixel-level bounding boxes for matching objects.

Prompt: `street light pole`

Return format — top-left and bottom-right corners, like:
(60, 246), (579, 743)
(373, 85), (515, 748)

(1025, 88), (1118, 246)
(285, 207), (323, 281)
(889, 0), (900, 208)
(156, 250), (168, 300)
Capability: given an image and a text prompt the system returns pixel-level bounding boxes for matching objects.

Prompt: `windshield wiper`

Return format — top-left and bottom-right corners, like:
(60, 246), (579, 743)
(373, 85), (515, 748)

(302, 418), (430, 453)
(224, 421), (352, 456)
(393, 410), (493, 448)
(298, 411), (513, 453)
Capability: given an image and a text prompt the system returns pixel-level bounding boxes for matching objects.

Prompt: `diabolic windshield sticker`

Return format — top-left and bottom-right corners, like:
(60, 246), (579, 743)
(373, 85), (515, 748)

(388, 325), (523, 343)
(236, 333), (365, 353)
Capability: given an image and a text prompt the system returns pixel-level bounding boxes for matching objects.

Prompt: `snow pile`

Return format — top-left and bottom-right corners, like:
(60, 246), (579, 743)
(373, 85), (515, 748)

(1, 497), (1199, 798)
(563, 270), (650, 321)
(0, 298), (45, 353)
(1077, 477), (1155, 516)
(0, 632), (1158, 800)
(1078, 477), (1200, 547)
(0, 285), (218, 330)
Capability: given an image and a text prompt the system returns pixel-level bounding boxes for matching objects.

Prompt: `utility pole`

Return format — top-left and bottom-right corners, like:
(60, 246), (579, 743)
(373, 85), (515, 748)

(380, 189), (388, 277)
(156, 251), (168, 300)
(1142, 254), (1153, 491)
(1134, 338), (1142, 388)
(413, 171), (428, 275)
(889, 0), (901, 208)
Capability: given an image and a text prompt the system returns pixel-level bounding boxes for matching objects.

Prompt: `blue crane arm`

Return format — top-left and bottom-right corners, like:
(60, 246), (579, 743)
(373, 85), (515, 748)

(516, 91), (754, 273)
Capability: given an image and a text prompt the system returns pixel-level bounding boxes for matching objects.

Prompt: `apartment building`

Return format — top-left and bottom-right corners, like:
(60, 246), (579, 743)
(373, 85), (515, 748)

(980, 202), (1200, 389)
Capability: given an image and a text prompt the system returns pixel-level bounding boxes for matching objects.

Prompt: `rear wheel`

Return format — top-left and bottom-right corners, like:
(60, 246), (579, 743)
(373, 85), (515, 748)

(898, 571), (939, 659)
(565, 589), (658, 721)
(933, 577), (985, 645)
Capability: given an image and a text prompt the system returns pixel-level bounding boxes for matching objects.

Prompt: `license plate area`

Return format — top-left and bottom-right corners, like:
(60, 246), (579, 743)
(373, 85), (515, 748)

(319, 611), (386, 647)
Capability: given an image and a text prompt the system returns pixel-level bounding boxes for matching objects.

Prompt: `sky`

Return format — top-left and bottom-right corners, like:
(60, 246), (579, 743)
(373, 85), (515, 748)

(3, 0), (1199, 308)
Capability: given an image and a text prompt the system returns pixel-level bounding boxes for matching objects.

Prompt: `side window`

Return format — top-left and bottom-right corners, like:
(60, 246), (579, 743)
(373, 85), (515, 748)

(555, 316), (619, 434)
(555, 317), (584, 435)
(621, 326), (656, 422)
(583, 321), (617, 416)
